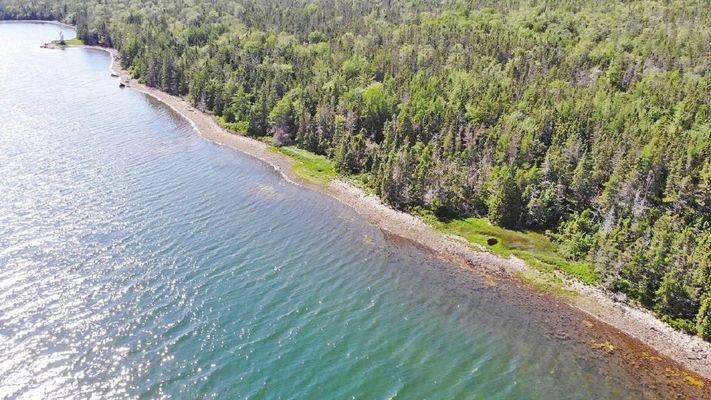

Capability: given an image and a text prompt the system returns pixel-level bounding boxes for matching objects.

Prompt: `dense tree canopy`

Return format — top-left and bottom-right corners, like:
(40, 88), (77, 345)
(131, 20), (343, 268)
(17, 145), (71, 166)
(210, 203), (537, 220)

(3, 0), (710, 338)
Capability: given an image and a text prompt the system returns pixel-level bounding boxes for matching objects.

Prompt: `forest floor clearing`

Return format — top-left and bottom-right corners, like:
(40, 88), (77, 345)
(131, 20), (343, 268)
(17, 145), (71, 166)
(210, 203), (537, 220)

(44, 38), (711, 391)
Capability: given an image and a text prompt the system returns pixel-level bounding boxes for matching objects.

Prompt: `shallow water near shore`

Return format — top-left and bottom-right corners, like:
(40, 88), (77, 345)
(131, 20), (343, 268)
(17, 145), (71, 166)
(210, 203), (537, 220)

(0, 22), (699, 399)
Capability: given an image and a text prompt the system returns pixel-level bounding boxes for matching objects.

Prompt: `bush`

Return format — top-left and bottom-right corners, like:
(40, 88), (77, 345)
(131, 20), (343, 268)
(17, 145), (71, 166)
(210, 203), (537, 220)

(697, 294), (711, 340)
(553, 209), (599, 261)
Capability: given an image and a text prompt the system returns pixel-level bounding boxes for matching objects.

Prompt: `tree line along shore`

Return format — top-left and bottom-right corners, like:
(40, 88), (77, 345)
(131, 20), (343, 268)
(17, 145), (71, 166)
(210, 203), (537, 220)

(1, 0), (710, 342)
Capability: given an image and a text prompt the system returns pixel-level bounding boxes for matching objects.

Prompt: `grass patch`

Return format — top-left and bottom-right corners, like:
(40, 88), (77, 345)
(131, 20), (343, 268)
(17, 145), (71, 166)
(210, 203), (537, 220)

(217, 118), (248, 134)
(257, 136), (275, 145)
(418, 213), (599, 285)
(268, 146), (336, 186)
(51, 38), (84, 46)
(515, 270), (578, 298)
(350, 172), (377, 195)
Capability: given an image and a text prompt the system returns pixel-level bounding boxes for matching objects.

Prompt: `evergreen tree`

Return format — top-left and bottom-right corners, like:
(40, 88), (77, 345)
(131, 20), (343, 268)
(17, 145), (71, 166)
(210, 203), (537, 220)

(697, 294), (711, 341)
(487, 166), (522, 228)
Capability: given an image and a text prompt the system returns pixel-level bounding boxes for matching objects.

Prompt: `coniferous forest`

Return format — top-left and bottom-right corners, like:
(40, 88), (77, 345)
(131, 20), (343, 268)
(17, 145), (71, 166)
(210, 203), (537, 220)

(2, 0), (710, 340)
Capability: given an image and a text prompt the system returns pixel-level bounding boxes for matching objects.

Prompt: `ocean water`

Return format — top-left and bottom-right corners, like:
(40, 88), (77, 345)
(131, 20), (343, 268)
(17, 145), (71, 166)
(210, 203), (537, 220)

(0, 22), (658, 399)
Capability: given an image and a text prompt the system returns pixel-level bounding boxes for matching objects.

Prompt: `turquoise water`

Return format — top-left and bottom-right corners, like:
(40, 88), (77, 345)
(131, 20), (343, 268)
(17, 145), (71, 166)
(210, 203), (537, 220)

(0, 23), (654, 399)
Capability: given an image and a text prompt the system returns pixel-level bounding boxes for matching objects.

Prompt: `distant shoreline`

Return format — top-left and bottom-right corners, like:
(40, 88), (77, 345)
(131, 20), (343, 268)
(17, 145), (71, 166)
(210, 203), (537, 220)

(19, 19), (711, 388)
(0, 19), (75, 29)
